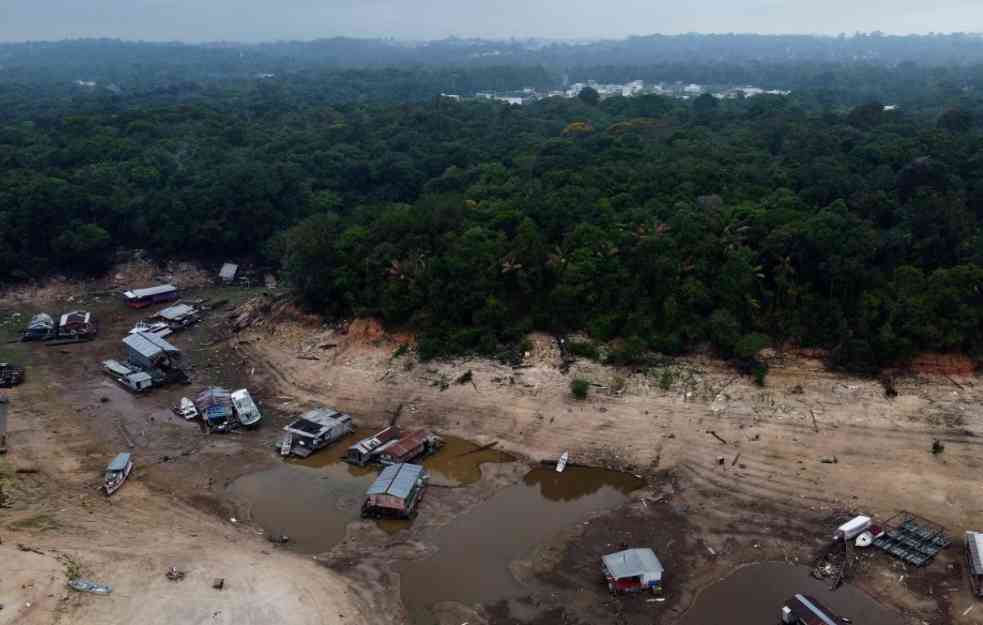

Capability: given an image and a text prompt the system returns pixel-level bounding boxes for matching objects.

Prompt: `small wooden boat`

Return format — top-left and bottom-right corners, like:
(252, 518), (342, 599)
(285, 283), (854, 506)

(556, 451), (569, 473)
(103, 453), (133, 496)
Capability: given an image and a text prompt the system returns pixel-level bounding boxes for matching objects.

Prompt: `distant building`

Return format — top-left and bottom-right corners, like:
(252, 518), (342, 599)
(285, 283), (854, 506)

(219, 263), (239, 283)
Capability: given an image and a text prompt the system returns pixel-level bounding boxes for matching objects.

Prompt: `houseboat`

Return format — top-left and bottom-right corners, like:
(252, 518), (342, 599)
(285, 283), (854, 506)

(280, 408), (353, 458)
(602, 548), (664, 594)
(781, 594), (845, 625)
(58, 310), (96, 339)
(23, 313), (55, 341)
(345, 426), (402, 466)
(967, 531), (983, 597)
(103, 453), (133, 495)
(123, 284), (179, 309)
(361, 463), (427, 519)
(195, 387), (235, 432)
(377, 430), (443, 465)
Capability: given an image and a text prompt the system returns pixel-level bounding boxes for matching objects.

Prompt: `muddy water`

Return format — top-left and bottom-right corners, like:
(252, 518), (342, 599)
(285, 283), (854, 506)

(680, 562), (903, 625)
(225, 432), (514, 551)
(400, 466), (644, 625)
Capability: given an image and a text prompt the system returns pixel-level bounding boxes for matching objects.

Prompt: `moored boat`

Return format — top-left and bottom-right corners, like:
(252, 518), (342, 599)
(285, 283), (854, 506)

(103, 453), (133, 495)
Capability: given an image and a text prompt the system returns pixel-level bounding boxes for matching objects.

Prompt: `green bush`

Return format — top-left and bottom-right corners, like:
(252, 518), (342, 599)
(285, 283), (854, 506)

(570, 378), (590, 400)
(567, 340), (600, 360)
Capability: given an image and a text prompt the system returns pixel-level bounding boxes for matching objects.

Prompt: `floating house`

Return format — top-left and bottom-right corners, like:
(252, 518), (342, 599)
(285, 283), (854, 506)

(346, 426), (402, 466)
(123, 332), (181, 370)
(58, 310), (95, 339)
(123, 284), (178, 309)
(781, 594), (843, 625)
(601, 548), (664, 594)
(23, 313), (55, 341)
(967, 531), (983, 597)
(195, 387), (234, 432)
(101, 360), (154, 392)
(378, 430), (443, 465)
(155, 303), (199, 328)
(362, 463), (427, 519)
(280, 408), (353, 457)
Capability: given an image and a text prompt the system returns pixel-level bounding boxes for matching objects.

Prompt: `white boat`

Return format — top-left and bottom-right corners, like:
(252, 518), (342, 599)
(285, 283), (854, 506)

(231, 389), (263, 427)
(176, 397), (198, 420)
(103, 453), (133, 496)
(556, 451), (569, 473)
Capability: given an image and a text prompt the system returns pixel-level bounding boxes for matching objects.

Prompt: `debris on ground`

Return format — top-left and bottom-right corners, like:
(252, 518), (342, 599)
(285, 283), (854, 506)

(819, 456), (838, 464)
(212, 578), (225, 590)
(931, 440), (945, 455)
(67, 579), (112, 594)
(267, 534), (290, 545)
(166, 567), (186, 582)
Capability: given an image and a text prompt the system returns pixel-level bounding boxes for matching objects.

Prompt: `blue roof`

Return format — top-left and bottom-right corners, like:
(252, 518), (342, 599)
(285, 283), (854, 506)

(107, 453), (131, 472)
(366, 463), (425, 499)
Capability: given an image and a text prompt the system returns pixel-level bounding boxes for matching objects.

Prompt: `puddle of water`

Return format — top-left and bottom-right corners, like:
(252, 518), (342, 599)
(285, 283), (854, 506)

(225, 460), (374, 554)
(421, 436), (514, 486)
(400, 467), (644, 625)
(227, 432), (516, 548)
(680, 562), (904, 625)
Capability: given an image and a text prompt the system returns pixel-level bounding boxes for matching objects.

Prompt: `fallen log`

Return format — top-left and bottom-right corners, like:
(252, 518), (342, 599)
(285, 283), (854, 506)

(706, 430), (728, 445)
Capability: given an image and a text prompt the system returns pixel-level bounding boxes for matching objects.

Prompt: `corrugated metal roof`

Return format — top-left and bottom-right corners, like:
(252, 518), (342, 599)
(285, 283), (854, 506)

(158, 304), (195, 320)
(107, 453), (131, 472)
(968, 532), (983, 575)
(125, 284), (177, 299)
(123, 332), (179, 358)
(602, 548), (664, 581)
(382, 430), (430, 459)
(366, 463), (425, 499)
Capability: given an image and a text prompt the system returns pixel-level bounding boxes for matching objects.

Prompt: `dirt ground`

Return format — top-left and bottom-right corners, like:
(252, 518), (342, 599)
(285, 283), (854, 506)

(0, 285), (369, 625)
(232, 296), (983, 625)
(4, 277), (983, 625)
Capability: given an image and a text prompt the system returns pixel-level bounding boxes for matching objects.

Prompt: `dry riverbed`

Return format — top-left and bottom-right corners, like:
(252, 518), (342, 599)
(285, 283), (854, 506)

(2, 274), (981, 625)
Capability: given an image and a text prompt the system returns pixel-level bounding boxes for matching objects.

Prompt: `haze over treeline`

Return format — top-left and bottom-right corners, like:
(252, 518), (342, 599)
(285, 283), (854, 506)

(2, 0), (982, 41)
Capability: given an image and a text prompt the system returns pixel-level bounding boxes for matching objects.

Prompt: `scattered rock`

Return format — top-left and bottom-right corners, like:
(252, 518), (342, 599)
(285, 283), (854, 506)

(212, 578), (224, 590)
(819, 456), (838, 464)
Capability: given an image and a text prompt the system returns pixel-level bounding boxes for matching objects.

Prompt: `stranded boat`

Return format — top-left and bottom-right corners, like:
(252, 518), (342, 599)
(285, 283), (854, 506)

(556, 451), (569, 473)
(103, 453), (133, 495)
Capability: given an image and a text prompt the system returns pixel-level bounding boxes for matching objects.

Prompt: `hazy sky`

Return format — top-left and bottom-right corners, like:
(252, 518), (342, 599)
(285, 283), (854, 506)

(2, 0), (982, 42)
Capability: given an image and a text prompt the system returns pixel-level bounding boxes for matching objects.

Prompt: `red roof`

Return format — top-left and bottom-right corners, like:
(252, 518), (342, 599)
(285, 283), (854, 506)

(383, 430), (431, 460)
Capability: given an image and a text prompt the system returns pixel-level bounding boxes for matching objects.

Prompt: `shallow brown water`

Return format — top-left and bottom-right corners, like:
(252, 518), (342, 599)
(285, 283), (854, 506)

(399, 466), (644, 625)
(679, 562), (904, 625)
(226, 432), (514, 550)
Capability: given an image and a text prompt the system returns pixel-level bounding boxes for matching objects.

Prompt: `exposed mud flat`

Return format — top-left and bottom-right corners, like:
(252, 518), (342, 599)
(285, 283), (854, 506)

(399, 467), (644, 625)
(679, 562), (904, 625)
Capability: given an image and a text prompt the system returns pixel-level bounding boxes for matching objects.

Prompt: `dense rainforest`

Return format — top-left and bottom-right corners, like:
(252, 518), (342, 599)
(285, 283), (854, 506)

(3, 43), (983, 371)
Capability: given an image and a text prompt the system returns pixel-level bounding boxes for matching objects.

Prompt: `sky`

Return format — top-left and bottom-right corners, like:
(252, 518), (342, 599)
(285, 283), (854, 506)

(2, 0), (983, 42)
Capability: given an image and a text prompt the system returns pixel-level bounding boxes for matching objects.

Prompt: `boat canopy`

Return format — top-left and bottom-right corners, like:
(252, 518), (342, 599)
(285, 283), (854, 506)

(107, 453), (131, 472)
